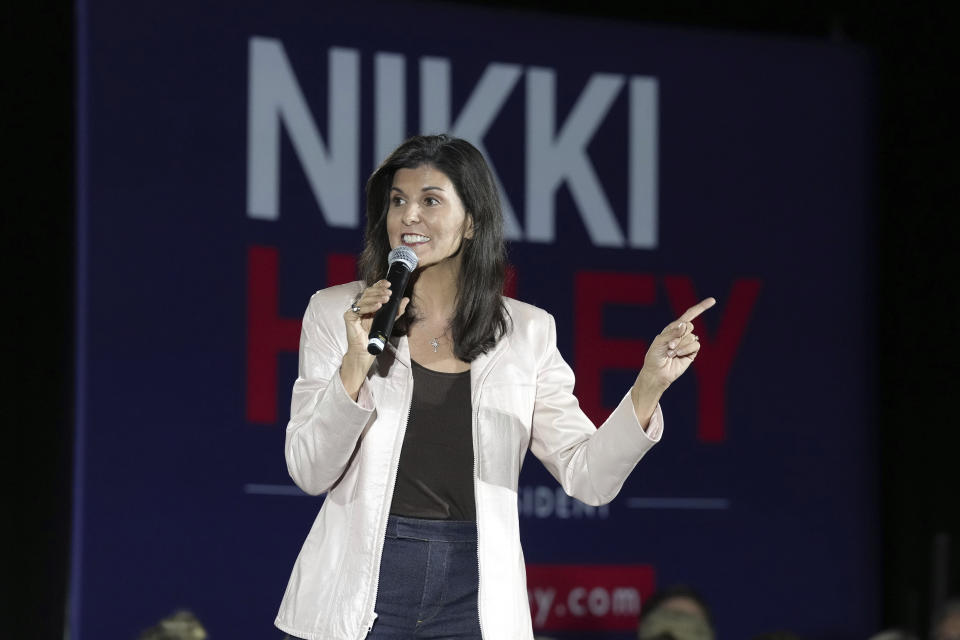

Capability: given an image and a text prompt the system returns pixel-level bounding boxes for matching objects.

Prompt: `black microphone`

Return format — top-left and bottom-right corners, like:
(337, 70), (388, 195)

(367, 246), (418, 355)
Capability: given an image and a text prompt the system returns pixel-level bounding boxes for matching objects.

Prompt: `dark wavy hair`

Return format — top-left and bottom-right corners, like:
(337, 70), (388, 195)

(358, 134), (509, 362)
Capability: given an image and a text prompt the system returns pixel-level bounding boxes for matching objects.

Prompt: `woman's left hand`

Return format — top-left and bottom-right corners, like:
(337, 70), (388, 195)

(630, 297), (715, 427)
(636, 297), (716, 390)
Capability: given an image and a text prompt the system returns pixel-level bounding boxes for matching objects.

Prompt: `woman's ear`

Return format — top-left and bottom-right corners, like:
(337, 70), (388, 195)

(464, 214), (475, 240)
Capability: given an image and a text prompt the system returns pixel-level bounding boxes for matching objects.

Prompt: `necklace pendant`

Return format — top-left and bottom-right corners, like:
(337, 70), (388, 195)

(430, 337), (439, 352)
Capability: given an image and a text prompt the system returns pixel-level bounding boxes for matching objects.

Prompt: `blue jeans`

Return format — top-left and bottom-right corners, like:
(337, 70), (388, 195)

(368, 515), (482, 639)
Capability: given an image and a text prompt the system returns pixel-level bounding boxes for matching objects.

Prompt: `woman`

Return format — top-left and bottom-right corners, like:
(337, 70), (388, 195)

(275, 135), (714, 640)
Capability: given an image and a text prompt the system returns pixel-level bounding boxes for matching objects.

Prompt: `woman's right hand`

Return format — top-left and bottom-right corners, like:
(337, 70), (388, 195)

(339, 280), (410, 400)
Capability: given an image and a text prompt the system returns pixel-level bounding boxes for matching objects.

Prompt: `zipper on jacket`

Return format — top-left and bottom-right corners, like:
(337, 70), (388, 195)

(366, 370), (414, 635)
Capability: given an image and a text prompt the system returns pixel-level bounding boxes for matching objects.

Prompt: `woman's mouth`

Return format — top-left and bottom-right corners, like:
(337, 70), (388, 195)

(402, 234), (430, 245)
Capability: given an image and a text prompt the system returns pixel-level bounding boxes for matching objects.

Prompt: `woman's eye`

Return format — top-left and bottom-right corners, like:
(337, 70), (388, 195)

(391, 196), (405, 206)
(424, 196), (440, 206)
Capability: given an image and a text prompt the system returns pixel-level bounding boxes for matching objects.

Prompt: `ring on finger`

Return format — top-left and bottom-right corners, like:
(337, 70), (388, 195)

(350, 302), (361, 314)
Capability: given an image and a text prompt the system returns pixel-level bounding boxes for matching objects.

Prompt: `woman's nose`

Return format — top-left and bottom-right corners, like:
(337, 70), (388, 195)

(402, 205), (421, 224)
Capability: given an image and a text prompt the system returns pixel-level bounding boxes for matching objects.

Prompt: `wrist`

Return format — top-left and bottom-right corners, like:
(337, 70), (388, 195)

(634, 368), (670, 396)
(340, 351), (375, 400)
(630, 369), (667, 430)
(344, 345), (374, 363)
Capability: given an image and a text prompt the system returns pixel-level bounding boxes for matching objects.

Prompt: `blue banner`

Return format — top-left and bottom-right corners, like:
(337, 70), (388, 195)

(73, 1), (875, 637)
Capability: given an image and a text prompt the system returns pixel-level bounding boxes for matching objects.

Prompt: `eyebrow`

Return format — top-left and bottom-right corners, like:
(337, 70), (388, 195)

(391, 185), (446, 194)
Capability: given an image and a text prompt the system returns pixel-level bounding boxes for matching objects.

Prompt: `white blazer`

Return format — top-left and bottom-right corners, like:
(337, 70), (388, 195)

(275, 282), (663, 640)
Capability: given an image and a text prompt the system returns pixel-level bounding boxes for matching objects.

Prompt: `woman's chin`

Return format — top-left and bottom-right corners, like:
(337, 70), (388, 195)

(409, 246), (439, 264)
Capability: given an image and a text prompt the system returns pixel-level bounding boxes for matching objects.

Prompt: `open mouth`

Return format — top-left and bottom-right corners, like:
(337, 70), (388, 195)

(401, 234), (430, 245)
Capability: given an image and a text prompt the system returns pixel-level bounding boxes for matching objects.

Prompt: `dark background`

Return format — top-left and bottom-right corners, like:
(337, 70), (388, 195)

(7, 0), (957, 637)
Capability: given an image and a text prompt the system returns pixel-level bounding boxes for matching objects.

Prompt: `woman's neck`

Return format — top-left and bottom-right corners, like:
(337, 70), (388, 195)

(410, 261), (459, 323)
(406, 261), (467, 371)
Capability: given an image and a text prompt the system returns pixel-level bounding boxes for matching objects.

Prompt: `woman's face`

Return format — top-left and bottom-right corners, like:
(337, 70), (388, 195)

(386, 164), (473, 270)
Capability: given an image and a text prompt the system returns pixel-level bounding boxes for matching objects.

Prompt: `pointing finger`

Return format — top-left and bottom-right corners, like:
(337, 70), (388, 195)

(662, 319), (694, 337)
(679, 297), (716, 323)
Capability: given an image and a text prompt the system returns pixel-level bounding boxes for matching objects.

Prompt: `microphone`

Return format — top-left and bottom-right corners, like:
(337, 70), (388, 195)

(367, 246), (418, 355)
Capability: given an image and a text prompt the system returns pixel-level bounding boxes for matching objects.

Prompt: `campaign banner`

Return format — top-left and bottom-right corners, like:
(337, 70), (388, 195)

(73, 1), (876, 638)
(526, 564), (656, 631)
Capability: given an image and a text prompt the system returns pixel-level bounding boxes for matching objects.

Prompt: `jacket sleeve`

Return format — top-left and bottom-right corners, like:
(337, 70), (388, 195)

(284, 292), (375, 495)
(528, 312), (663, 506)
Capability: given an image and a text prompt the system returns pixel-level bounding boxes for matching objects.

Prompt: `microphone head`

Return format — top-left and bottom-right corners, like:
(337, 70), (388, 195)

(387, 245), (418, 272)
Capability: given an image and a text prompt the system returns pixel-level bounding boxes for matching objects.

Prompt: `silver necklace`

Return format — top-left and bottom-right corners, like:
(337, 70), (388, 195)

(429, 328), (449, 353)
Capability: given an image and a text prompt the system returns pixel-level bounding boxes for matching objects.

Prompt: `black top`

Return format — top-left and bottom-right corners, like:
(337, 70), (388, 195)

(389, 360), (475, 521)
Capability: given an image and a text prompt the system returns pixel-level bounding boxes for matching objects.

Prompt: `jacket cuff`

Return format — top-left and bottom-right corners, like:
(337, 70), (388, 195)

(615, 390), (663, 444)
(330, 368), (376, 417)
(643, 404), (664, 443)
